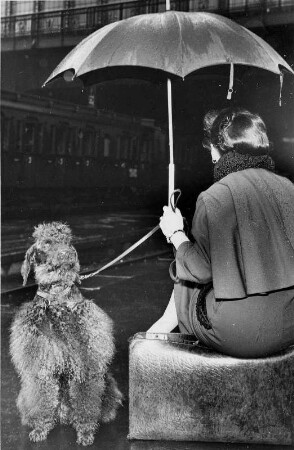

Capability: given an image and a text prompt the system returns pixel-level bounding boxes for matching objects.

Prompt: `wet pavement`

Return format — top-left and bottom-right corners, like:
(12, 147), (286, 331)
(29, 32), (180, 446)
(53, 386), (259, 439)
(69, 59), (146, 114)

(1, 257), (291, 450)
(1, 212), (292, 450)
(1, 211), (165, 292)
(1, 211), (160, 255)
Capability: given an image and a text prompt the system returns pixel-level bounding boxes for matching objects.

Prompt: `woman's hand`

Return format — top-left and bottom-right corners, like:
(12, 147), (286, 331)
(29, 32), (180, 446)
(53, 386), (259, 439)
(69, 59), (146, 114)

(159, 206), (184, 241)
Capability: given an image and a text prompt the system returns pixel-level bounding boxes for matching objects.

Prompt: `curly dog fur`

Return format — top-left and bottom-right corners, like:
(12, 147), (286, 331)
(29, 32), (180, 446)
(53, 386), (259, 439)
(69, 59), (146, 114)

(10, 222), (123, 446)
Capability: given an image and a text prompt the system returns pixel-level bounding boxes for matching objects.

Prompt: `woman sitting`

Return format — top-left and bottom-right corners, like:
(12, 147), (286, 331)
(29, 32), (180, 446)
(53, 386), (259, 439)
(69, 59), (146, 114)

(148, 107), (294, 358)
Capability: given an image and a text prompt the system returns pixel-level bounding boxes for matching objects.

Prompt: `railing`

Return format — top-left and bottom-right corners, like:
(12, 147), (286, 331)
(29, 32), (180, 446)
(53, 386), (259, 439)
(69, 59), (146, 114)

(2, 0), (294, 40)
(1, 90), (155, 127)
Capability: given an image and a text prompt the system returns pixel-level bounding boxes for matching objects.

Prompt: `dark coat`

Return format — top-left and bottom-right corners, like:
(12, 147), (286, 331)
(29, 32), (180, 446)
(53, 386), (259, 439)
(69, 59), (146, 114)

(176, 168), (294, 299)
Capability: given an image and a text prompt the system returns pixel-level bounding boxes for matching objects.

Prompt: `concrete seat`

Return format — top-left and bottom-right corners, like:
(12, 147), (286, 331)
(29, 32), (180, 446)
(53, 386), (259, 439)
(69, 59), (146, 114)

(128, 332), (294, 446)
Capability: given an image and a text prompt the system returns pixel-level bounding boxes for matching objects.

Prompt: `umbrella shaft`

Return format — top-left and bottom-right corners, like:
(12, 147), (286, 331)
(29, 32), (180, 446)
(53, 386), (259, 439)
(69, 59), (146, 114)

(166, 0), (170, 11)
(167, 78), (175, 205)
(169, 163), (175, 206)
(167, 79), (174, 165)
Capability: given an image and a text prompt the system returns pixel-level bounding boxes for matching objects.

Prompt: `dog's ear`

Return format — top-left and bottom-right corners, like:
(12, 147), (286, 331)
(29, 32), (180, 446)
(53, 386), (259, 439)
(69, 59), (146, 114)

(21, 245), (35, 286)
(72, 247), (81, 284)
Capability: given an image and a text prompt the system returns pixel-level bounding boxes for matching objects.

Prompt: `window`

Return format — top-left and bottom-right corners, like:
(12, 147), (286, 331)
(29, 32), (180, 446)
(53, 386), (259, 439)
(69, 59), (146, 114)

(116, 135), (121, 159)
(228, 0), (259, 13)
(1, 1), (11, 18)
(15, 120), (23, 153)
(67, 127), (77, 156)
(76, 128), (84, 156)
(121, 134), (130, 159)
(94, 130), (102, 158)
(147, 139), (153, 162)
(11, 0), (35, 15)
(74, 0), (100, 8)
(23, 120), (37, 154)
(140, 138), (151, 162)
(154, 136), (163, 161)
(39, 1), (64, 12)
(84, 128), (95, 156)
(103, 136), (111, 157)
(55, 123), (70, 155)
(130, 136), (139, 162)
(36, 123), (44, 154)
(1, 115), (10, 153)
(49, 125), (56, 154)
(66, 127), (75, 156)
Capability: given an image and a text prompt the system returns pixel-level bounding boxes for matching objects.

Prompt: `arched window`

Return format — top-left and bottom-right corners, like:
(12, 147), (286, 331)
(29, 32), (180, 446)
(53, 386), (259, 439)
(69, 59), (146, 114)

(130, 136), (139, 162)
(55, 122), (70, 155)
(121, 133), (130, 159)
(116, 135), (121, 160)
(1, 114), (10, 153)
(23, 119), (38, 154)
(84, 128), (95, 156)
(94, 129), (102, 158)
(103, 135), (110, 157)
(140, 138), (150, 162)
(76, 128), (84, 156)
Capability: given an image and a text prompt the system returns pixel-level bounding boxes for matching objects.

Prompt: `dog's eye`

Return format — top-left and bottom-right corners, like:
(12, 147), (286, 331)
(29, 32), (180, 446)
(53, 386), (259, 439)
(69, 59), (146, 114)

(35, 250), (46, 263)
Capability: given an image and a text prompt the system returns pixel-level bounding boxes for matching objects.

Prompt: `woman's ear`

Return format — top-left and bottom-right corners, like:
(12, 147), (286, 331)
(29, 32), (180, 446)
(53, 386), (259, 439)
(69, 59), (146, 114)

(21, 245), (35, 286)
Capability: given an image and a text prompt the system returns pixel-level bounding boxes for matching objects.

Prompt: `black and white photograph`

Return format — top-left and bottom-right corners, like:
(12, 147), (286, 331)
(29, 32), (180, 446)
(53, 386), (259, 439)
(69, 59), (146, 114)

(1, 1), (294, 449)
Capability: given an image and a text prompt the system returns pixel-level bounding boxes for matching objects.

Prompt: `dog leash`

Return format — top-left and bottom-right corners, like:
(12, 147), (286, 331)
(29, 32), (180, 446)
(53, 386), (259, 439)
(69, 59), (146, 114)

(80, 225), (160, 281)
(80, 190), (182, 281)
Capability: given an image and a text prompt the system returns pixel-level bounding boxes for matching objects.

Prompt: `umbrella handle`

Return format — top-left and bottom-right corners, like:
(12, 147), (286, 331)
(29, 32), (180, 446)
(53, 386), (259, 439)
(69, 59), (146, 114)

(169, 188), (181, 213)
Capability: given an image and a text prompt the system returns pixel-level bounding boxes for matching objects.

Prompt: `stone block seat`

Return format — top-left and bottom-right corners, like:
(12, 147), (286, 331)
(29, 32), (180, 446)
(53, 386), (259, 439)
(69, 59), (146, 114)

(128, 333), (294, 446)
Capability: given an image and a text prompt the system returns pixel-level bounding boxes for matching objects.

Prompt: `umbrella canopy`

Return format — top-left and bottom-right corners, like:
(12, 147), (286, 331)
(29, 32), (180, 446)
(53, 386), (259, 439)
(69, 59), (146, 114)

(44, 11), (293, 204)
(44, 11), (293, 86)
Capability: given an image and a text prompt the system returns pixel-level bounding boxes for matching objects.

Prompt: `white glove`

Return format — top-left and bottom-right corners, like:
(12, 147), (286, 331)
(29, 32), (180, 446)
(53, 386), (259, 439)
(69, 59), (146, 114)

(159, 206), (184, 241)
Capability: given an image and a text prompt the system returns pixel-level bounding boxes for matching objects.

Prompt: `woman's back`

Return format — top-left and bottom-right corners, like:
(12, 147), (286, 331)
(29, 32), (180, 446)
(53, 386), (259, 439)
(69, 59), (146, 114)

(200, 167), (294, 299)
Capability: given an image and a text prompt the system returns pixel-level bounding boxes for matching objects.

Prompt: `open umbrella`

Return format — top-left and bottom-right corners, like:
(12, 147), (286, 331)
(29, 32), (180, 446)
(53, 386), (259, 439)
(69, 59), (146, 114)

(44, 8), (293, 204)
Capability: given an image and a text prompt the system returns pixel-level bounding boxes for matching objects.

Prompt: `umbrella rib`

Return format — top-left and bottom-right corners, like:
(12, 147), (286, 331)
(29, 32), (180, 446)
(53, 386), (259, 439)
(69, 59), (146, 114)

(245, 27), (281, 73)
(174, 12), (185, 78)
(76, 21), (123, 77)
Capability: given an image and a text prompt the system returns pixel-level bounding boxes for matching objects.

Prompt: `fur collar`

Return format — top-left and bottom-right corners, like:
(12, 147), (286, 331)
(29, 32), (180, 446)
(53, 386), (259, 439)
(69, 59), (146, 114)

(213, 151), (275, 183)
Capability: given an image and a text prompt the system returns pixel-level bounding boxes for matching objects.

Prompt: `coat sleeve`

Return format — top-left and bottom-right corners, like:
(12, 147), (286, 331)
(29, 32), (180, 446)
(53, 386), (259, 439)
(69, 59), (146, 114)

(175, 194), (212, 284)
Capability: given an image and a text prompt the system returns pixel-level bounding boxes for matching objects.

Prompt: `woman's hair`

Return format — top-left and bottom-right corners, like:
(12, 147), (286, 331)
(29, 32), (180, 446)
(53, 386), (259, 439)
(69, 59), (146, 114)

(203, 108), (271, 156)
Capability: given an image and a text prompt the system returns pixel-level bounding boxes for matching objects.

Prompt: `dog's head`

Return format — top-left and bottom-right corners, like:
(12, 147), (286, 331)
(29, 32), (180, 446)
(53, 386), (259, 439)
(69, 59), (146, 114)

(21, 222), (80, 287)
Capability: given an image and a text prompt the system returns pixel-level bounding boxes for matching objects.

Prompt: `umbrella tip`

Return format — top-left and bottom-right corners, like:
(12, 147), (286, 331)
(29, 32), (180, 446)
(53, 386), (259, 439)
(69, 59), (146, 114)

(42, 69), (76, 88)
(63, 70), (75, 82)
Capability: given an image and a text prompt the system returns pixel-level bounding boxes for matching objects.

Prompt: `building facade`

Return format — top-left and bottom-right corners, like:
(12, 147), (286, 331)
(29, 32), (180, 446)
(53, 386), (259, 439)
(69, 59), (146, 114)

(1, 0), (294, 216)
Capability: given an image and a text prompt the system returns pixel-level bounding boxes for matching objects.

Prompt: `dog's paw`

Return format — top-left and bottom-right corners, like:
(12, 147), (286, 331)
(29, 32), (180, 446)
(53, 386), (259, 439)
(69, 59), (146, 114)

(101, 407), (118, 423)
(29, 428), (48, 442)
(58, 402), (70, 424)
(76, 431), (95, 446)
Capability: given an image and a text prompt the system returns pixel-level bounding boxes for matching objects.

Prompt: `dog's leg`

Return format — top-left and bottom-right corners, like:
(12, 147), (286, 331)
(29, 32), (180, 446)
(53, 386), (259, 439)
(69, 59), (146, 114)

(18, 376), (59, 442)
(101, 373), (123, 423)
(69, 376), (106, 446)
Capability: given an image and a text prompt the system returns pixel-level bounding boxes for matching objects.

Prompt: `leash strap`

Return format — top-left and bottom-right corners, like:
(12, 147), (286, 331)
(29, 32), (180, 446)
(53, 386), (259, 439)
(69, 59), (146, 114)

(80, 189), (182, 281)
(169, 188), (181, 212)
(80, 224), (160, 281)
